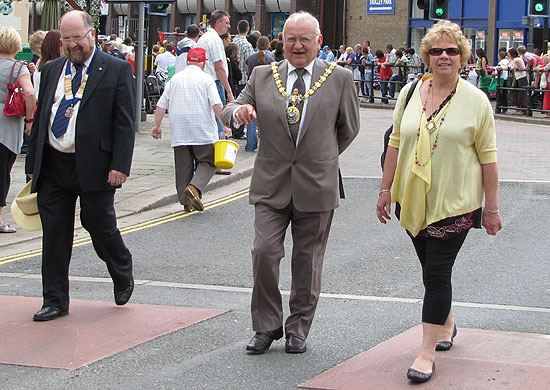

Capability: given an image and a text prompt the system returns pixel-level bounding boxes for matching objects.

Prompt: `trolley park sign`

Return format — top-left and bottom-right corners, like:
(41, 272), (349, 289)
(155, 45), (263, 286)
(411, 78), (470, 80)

(367, 0), (395, 15)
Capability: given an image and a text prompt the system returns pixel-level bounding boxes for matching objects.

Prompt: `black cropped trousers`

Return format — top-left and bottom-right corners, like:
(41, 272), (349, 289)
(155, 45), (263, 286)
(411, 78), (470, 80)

(409, 229), (469, 325)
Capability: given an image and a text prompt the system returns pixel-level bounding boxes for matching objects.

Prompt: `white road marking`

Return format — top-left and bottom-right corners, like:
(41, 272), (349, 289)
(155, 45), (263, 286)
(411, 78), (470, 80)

(1, 272), (548, 313)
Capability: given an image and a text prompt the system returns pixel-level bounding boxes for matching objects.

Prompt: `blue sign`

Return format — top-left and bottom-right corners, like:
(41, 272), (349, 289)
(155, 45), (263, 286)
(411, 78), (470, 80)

(367, 0), (395, 14)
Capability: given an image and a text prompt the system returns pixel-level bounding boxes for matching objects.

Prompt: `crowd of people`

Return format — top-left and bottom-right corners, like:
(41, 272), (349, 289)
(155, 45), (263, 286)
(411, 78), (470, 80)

(2, 9), (549, 385)
(316, 40), (549, 116)
(317, 41), (425, 103)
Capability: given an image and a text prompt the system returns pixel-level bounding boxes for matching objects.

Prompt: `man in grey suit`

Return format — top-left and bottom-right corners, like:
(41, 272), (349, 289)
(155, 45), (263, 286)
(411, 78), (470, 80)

(221, 11), (359, 354)
(26, 11), (135, 321)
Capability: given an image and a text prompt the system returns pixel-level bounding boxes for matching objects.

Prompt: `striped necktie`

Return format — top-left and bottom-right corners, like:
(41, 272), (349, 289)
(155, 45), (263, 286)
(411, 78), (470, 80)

(51, 63), (83, 139)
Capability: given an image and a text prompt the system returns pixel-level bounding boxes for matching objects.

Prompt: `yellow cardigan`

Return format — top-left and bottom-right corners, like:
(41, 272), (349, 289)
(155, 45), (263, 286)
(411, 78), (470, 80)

(389, 76), (497, 236)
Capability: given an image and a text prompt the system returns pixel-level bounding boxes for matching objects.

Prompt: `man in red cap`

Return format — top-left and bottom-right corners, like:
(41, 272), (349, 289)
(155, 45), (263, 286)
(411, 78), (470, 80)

(150, 47), (231, 211)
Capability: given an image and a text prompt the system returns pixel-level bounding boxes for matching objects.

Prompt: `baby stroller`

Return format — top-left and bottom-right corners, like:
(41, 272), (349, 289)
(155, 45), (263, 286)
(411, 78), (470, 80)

(144, 73), (164, 114)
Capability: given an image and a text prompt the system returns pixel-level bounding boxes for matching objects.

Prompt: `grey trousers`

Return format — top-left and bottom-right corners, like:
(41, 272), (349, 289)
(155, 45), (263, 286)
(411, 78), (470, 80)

(251, 201), (334, 339)
(174, 144), (217, 206)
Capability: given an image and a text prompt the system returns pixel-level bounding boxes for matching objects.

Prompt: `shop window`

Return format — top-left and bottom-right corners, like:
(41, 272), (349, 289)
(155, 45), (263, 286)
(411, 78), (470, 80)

(271, 14), (287, 40)
(464, 27), (487, 53)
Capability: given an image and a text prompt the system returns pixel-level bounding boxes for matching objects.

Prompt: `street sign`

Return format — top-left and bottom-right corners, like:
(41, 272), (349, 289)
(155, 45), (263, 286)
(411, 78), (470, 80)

(366, 0), (395, 15)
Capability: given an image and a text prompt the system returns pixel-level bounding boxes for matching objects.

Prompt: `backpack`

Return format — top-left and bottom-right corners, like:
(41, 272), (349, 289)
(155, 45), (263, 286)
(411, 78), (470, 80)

(381, 79), (419, 170)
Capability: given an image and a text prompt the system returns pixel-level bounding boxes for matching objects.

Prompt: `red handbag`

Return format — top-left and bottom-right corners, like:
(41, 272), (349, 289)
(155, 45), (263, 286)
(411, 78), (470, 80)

(3, 60), (27, 117)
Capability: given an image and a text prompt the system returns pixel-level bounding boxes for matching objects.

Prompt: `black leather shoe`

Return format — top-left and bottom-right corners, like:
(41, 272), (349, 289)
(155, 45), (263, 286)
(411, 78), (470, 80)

(33, 306), (68, 321)
(114, 278), (134, 306)
(436, 324), (457, 351)
(284, 335), (307, 354)
(245, 327), (283, 354)
(407, 363), (435, 383)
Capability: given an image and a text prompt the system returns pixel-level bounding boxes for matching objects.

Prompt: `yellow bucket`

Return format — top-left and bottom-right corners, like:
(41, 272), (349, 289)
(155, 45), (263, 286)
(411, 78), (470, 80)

(214, 140), (240, 169)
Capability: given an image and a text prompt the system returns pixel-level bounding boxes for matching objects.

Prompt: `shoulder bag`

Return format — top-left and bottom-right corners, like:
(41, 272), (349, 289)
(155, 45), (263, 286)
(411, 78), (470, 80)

(3, 60), (27, 117)
(381, 79), (419, 170)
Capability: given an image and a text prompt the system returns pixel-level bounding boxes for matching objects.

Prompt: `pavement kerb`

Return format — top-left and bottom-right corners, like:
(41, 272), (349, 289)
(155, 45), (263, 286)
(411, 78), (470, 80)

(132, 159), (255, 214)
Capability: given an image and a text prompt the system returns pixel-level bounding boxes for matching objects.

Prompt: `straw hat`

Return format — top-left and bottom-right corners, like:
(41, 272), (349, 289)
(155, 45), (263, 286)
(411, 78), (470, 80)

(10, 180), (42, 231)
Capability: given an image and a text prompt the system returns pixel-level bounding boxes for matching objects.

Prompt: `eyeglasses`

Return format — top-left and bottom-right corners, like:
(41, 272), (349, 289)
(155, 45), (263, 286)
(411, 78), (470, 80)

(428, 47), (461, 56)
(284, 34), (319, 45)
(60, 29), (92, 44)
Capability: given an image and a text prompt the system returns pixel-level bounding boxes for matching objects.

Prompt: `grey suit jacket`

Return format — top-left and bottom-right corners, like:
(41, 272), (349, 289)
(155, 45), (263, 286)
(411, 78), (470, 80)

(26, 50), (136, 192)
(222, 58), (359, 212)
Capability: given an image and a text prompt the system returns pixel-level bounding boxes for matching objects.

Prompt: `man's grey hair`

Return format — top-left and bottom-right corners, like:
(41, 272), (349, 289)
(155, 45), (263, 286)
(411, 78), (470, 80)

(60, 10), (94, 30)
(283, 12), (321, 38)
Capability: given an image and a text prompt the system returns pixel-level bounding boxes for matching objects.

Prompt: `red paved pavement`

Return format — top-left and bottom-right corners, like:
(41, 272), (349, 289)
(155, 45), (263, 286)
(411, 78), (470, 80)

(0, 296), (226, 369)
(299, 325), (550, 389)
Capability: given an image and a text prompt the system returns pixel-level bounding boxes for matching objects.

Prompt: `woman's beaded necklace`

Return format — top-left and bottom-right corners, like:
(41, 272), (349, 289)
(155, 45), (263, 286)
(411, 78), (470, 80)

(414, 79), (457, 167)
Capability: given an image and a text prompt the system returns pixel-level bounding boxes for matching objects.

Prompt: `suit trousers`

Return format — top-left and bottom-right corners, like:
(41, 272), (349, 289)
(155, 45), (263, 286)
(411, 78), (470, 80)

(36, 145), (133, 311)
(174, 144), (217, 205)
(251, 202), (334, 339)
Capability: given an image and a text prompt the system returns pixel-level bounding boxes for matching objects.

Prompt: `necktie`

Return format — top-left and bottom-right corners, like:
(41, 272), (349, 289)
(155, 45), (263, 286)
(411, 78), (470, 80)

(51, 63), (83, 139)
(289, 68), (306, 146)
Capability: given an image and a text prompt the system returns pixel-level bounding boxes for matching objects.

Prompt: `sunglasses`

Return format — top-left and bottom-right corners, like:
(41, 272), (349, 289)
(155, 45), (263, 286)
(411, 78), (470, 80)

(428, 47), (461, 56)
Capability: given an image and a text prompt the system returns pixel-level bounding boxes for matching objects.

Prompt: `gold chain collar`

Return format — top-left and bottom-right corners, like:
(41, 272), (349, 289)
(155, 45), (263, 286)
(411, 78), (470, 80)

(271, 61), (337, 104)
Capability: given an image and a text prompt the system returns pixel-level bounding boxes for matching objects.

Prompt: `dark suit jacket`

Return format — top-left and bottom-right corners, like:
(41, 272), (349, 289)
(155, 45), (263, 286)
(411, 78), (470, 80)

(221, 58), (360, 213)
(26, 50), (135, 192)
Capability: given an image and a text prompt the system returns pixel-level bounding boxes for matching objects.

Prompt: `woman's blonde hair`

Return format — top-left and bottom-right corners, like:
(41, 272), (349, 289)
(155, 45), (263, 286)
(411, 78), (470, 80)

(0, 26), (22, 55)
(29, 30), (47, 56)
(419, 20), (471, 69)
(346, 47), (353, 54)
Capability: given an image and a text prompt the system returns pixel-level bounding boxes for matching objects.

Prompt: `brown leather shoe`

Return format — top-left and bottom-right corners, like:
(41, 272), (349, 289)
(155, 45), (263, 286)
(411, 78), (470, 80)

(245, 327), (283, 354)
(284, 335), (307, 353)
(184, 185), (204, 211)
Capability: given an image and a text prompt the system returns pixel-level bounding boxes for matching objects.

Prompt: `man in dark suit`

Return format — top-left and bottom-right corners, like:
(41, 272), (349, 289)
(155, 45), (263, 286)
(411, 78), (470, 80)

(222, 12), (359, 354)
(26, 10), (135, 321)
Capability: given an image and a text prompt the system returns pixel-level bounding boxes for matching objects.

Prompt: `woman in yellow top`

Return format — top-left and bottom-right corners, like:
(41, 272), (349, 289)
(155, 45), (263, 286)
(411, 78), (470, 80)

(376, 20), (503, 383)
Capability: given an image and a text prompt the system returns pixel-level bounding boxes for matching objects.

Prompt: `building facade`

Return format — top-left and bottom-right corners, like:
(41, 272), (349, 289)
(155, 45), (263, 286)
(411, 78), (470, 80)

(23, 0), (548, 65)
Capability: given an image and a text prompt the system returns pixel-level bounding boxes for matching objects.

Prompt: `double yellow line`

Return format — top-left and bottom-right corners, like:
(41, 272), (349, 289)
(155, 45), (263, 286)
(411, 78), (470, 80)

(0, 188), (249, 265)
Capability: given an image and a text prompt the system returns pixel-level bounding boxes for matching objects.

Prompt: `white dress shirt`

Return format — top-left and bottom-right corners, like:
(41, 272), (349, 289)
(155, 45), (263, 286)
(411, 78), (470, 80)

(232, 59), (316, 146)
(285, 60), (314, 145)
(48, 50), (96, 153)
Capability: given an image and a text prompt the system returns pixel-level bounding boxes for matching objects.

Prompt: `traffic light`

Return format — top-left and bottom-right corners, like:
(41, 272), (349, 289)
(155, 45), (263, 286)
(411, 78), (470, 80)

(417, 0), (430, 20)
(429, 0), (449, 20)
(148, 4), (169, 16)
(529, 0), (550, 16)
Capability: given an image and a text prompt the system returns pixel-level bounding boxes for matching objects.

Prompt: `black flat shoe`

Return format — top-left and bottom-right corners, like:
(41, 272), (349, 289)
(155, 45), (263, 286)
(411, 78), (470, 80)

(436, 324), (457, 351)
(284, 335), (307, 354)
(245, 327), (283, 354)
(407, 363), (435, 383)
(33, 306), (68, 321)
(114, 278), (134, 306)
